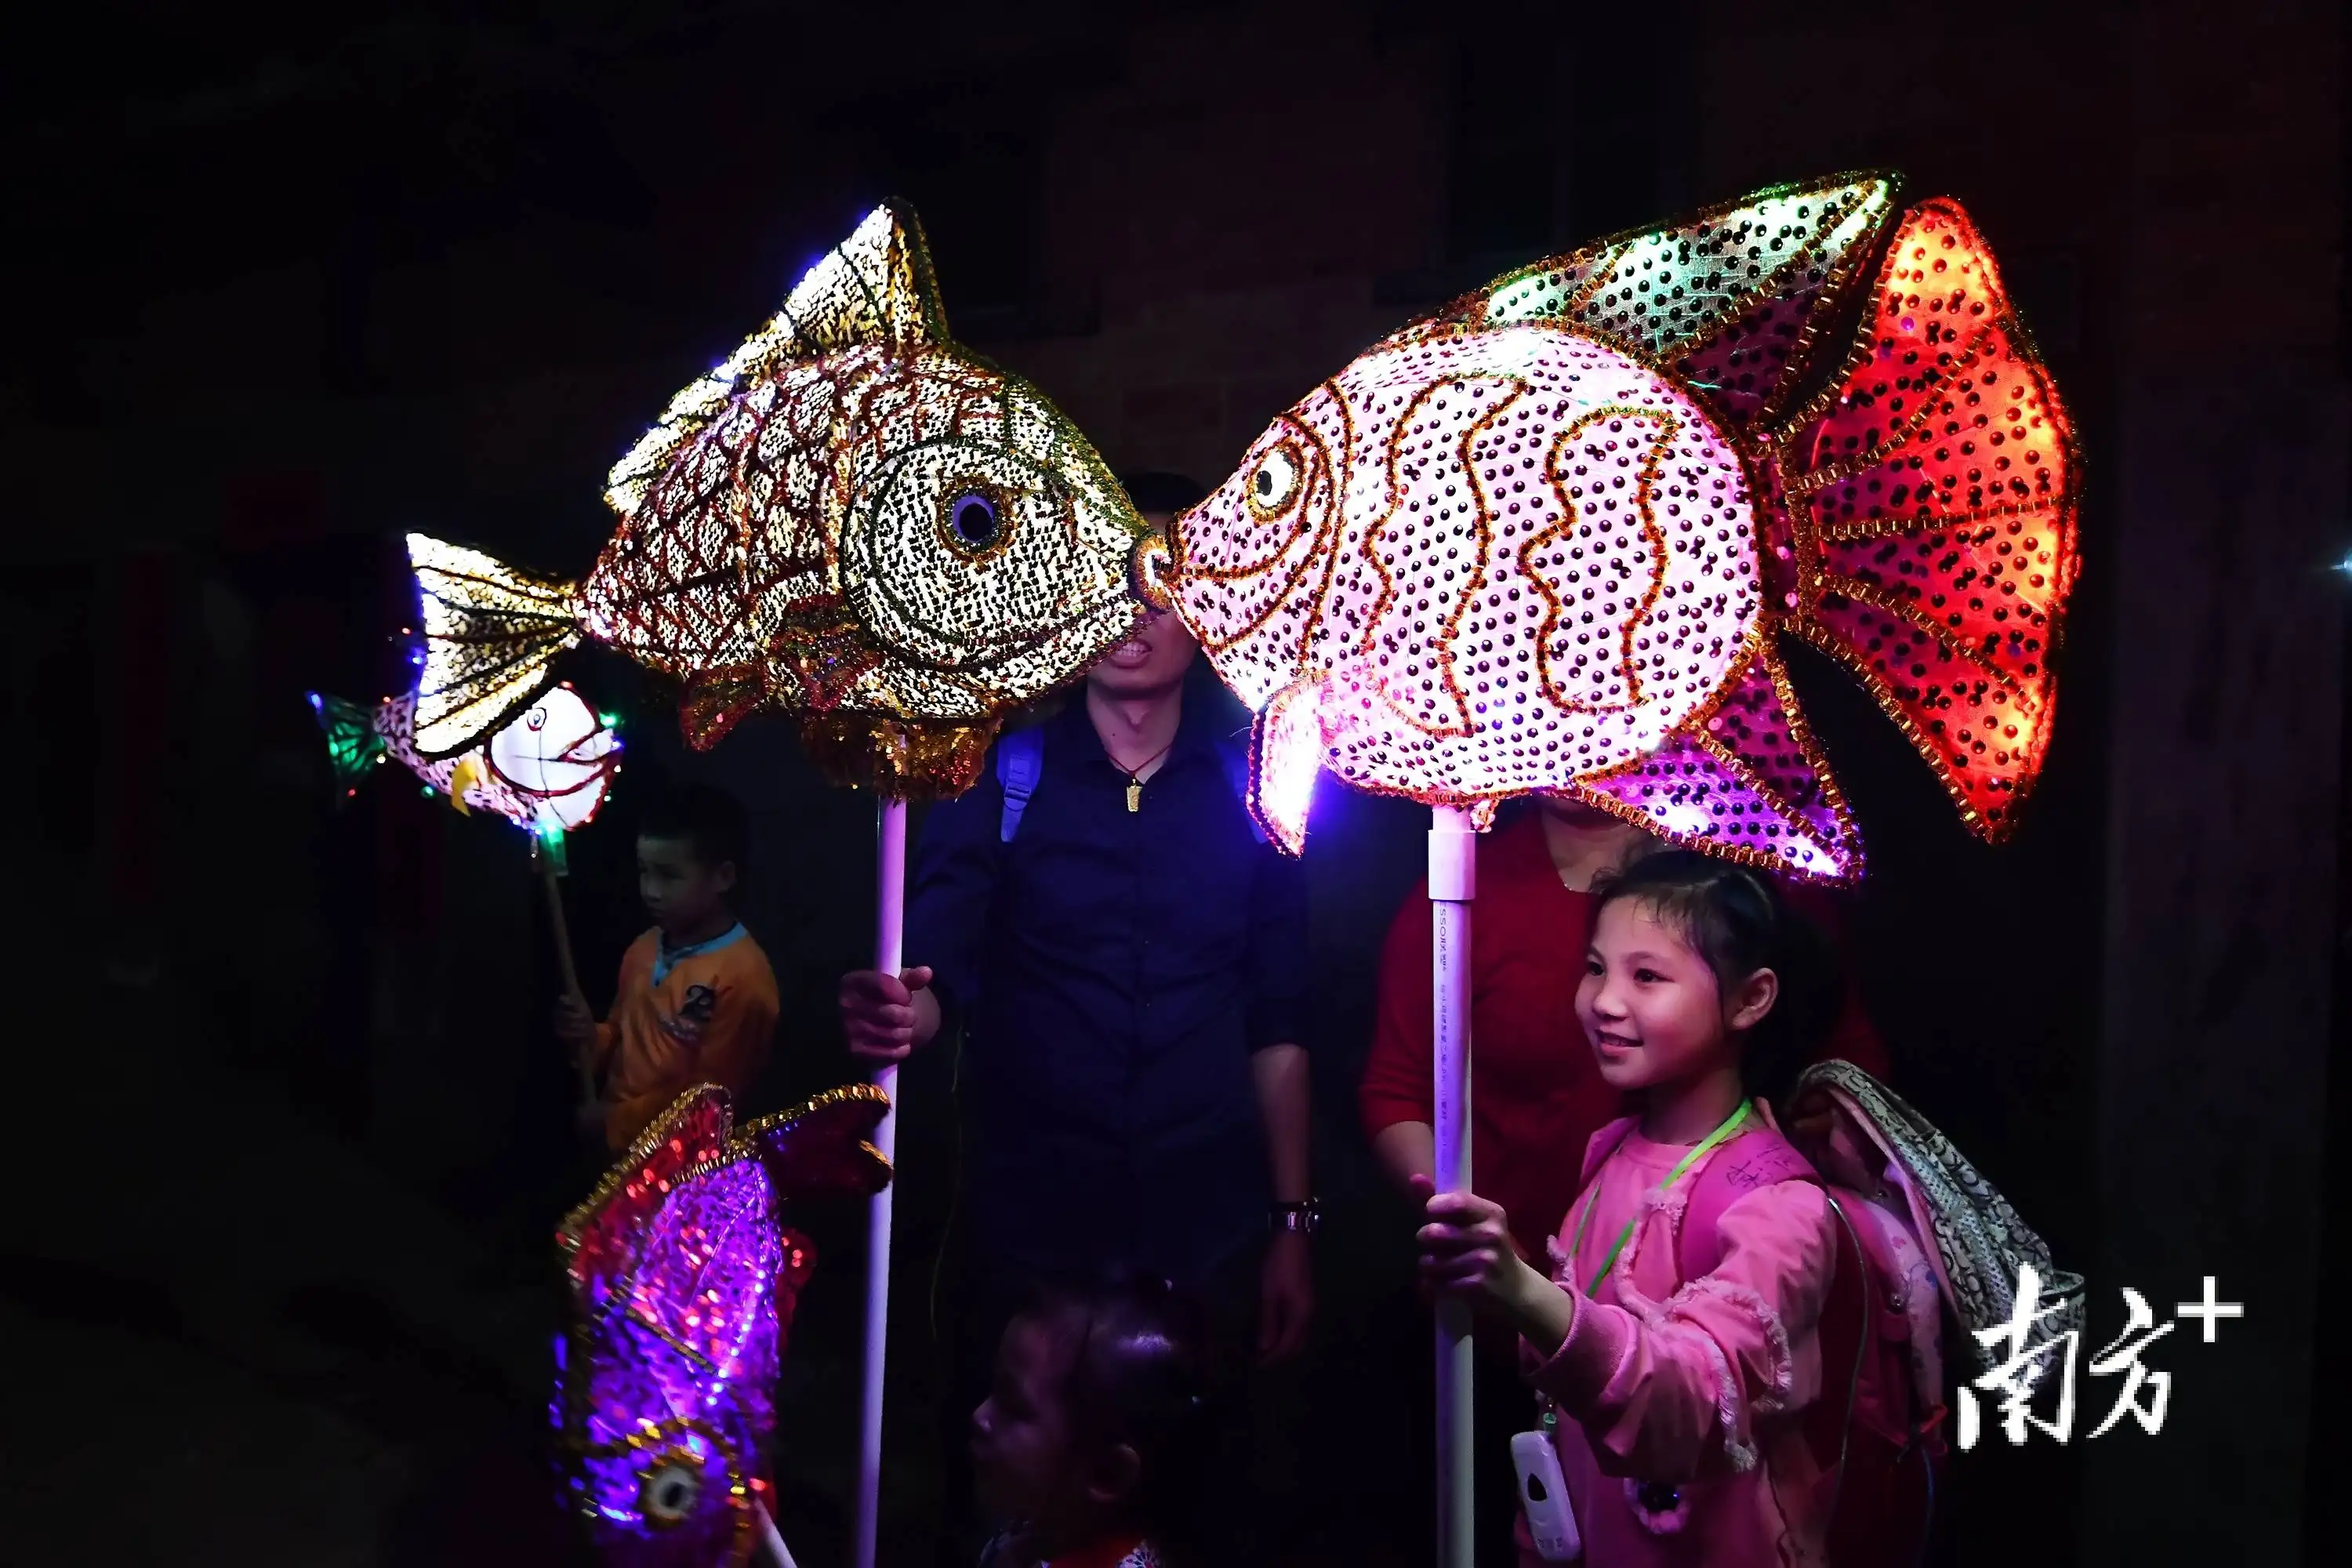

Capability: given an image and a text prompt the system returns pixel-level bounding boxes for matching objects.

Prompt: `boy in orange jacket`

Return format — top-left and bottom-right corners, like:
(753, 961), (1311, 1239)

(557, 783), (779, 1150)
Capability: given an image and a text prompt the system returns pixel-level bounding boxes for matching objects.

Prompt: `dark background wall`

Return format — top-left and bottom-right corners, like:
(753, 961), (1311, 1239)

(2, 3), (2342, 1565)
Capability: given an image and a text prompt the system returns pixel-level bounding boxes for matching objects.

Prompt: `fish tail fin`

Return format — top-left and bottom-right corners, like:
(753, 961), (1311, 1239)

(406, 534), (583, 759)
(307, 691), (383, 792)
(1766, 198), (2080, 842)
(738, 1083), (895, 1200)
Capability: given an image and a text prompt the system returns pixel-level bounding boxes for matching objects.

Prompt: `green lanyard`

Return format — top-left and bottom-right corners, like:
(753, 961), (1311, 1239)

(1565, 1100), (1755, 1297)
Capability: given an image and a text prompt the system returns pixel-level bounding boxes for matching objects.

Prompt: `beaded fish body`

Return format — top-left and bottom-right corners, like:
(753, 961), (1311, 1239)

(406, 203), (1152, 797)
(554, 1084), (892, 1568)
(1161, 173), (2078, 878)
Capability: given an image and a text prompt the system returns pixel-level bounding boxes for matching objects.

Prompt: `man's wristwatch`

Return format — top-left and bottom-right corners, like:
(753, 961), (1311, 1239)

(1269, 1199), (1321, 1236)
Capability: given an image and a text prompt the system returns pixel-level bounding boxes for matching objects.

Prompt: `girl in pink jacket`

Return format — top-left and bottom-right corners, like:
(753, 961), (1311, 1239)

(1415, 850), (1846, 1566)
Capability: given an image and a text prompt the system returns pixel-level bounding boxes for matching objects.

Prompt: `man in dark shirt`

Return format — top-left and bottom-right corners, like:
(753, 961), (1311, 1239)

(840, 472), (1313, 1561)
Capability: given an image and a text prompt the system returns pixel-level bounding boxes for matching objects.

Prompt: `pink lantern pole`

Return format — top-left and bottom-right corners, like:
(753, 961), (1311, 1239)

(1428, 807), (1476, 1568)
(857, 797), (909, 1568)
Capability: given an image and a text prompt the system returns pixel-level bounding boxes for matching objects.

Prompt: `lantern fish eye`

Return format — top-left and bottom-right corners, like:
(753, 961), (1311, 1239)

(946, 488), (1002, 551)
(638, 1456), (702, 1527)
(1247, 442), (1302, 516)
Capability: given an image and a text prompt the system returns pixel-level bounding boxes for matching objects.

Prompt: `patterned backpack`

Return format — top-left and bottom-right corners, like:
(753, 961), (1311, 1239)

(1670, 1062), (2081, 1564)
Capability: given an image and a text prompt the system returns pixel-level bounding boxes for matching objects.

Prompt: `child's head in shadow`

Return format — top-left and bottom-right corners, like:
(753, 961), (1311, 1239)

(634, 782), (747, 946)
(971, 1273), (1216, 1562)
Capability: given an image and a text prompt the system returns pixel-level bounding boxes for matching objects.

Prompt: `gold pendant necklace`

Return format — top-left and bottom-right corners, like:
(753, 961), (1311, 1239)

(1112, 736), (1177, 813)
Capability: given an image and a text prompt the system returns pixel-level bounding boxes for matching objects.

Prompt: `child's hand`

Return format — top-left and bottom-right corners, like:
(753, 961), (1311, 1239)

(1410, 1175), (1574, 1348)
(554, 993), (597, 1054)
(1409, 1174), (1533, 1310)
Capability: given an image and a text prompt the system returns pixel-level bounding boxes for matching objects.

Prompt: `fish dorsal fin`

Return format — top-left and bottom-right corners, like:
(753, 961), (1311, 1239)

(1438, 173), (1902, 430)
(777, 199), (947, 354)
(604, 201), (947, 521)
(556, 1084), (735, 1305)
(736, 1083), (894, 1202)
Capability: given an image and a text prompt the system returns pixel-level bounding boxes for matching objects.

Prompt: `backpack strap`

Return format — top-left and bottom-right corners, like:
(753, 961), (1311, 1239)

(996, 727), (1045, 844)
(1215, 735), (1270, 847)
(1674, 1125), (1820, 1283)
(1579, 1116), (1641, 1191)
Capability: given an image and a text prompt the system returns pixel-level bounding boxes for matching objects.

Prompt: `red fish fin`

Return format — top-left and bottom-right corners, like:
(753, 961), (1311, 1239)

(679, 666), (765, 751)
(772, 1225), (821, 1345)
(1771, 198), (2080, 843)
(1579, 647), (1860, 883)
(738, 1083), (894, 1200)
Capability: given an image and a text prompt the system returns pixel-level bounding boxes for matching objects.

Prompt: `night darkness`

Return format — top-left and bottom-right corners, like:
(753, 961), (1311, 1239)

(2, 3), (2344, 1566)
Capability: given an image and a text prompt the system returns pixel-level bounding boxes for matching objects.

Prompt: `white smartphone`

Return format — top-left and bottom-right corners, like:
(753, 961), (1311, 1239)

(1510, 1429), (1582, 1562)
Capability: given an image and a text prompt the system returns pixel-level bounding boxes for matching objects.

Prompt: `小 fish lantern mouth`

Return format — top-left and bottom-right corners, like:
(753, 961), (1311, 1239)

(402, 201), (1153, 798)
(1166, 171), (2080, 880)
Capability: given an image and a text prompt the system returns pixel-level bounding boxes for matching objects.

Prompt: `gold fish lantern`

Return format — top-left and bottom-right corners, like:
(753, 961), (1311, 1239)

(404, 202), (1154, 798)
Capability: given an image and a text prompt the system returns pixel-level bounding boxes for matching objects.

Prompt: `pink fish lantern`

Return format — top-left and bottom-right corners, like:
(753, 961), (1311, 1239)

(553, 1083), (892, 1567)
(1157, 173), (2079, 880)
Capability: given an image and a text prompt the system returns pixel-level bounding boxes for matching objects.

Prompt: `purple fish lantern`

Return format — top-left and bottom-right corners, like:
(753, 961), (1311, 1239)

(554, 1083), (892, 1566)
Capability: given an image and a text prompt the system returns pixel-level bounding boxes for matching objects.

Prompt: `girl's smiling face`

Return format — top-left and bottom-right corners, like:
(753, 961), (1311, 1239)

(1575, 897), (1774, 1094)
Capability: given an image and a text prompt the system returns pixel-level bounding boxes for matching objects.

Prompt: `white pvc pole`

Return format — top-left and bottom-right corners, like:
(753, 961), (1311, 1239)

(754, 1501), (800, 1568)
(1429, 805), (1476, 1568)
(855, 795), (908, 1568)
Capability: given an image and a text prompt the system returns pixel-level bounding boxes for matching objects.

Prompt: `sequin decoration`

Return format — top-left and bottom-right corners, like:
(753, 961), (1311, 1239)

(404, 204), (1152, 798)
(309, 681), (620, 833)
(554, 1083), (892, 1567)
(1168, 173), (2077, 880)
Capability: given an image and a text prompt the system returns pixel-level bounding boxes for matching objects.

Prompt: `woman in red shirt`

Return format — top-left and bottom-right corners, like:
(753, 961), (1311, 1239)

(1359, 794), (1889, 1559)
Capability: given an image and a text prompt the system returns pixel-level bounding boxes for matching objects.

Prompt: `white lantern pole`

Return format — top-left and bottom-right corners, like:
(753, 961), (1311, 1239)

(855, 795), (909, 1568)
(754, 1501), (800, 1568)
(1429, 804), (1476, 1568)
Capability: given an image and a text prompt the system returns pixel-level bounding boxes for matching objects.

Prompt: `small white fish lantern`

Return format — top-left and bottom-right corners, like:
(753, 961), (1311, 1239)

(486, 684), (620, 835)
(311, 681), (619, 837)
